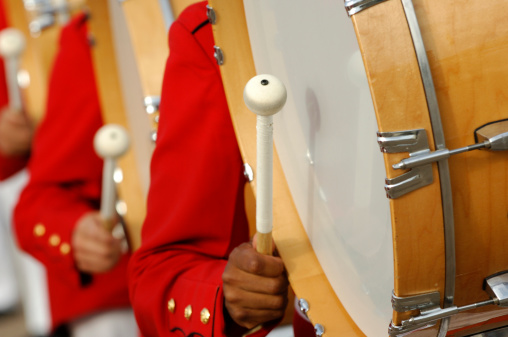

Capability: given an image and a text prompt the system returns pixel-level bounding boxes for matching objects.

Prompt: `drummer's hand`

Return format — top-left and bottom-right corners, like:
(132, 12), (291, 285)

(0, 107), (33, 156)
(222, 238), (289, 330)
(72, 211), (122, 273)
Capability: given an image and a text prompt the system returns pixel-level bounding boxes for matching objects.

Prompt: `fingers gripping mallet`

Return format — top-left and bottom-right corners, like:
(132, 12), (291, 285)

(93, 124), (130, 231)
(244, 74), (287, 255)
(0, 28), (26, 112)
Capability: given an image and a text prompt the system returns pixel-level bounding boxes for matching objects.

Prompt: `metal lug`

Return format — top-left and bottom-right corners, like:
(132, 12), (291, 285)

(388, 291), (497, 336)
(484, 271), (508, 307)
(206, 5), (216, 24)
(298, 298), (310, 315)
(475, 120), (508, 151)
(214, 46), (224, 66)
(378, 129), (434, 198)
(314, 324), (324, 337)
(29, 14), (55, 36)
(384, 165), (433, 199)
(391, 291), (440, 313)
(150, 130), (157, 143)
(345, 0), (389, 16)
(243, 163), (254, 182)
(144, 96), (160, 115)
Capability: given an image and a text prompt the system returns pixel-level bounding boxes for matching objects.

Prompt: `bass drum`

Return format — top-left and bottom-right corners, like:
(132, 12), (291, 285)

(209, 0), (392, 335)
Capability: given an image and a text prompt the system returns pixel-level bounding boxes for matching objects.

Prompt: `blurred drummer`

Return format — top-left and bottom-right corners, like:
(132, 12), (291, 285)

(0, 58), (32, 317)
(13, 12), (138, 337)
(0, 1), (52, 336)
(128, 2), (315, 336)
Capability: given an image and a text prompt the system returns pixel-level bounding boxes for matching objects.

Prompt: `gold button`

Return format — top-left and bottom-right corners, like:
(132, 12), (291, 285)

(60, 243), (71, 255)
(200, 308), (210, 324)
(167, 299), (175, 313)
(184, 305), (192, 320)
(33, 224), (46, 237)
(49, 234), (61, 246)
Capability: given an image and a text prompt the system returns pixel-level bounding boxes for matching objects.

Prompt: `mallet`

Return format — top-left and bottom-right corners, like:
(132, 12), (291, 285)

(93, 124), (130, 231)
(243, 74), (287, 255)
(0, 28), (26, 111)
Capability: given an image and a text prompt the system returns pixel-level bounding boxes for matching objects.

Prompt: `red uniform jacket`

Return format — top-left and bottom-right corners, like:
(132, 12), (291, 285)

(0, 0), (29, 180)
(128, 2), (277, 336)
(13, 14), (131, 331)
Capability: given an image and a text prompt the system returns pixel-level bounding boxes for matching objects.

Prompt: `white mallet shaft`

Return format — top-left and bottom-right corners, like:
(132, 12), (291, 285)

(0, 28), (26, 112)
(243, 74), (287, 255)
(93, 124), (130, 230)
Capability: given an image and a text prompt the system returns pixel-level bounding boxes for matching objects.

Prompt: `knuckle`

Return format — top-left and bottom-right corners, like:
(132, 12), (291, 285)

(271, 295), (287, 310)
(233, 308), (249, 323)
(246, 257), (262, 274)
(269, 280), (285, 294)
(224, 289), (241, 305)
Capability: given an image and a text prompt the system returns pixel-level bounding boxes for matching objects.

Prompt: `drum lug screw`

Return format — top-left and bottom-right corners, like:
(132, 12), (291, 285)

(214, 46), (224, 65)
(150, 130), (157, 143)
(206, 5), (216, 25)
(243, 163), (254, 182)
(314, 324), (325, 336)
(298, 298), (310, 315)
(144, 96), (160, 114)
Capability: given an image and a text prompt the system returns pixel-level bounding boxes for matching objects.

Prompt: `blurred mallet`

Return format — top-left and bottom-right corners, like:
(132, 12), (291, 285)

(93, 124), (130, 231)
(243, 74), (287, 255)
(0, 28), (26, 111)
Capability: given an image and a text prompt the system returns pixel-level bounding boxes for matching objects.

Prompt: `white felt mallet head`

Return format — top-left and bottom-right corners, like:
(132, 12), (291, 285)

(243, 74), (287, 117)
(93, 124), (130, 160)
(94, 124), (129, 229)
(0, 28), (26, 59)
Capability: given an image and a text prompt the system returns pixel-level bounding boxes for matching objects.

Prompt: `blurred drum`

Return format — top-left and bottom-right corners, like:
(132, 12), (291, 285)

(86, 0), (171, 250)
(5, 0), (64, 124)
(209, 0), (508, 336)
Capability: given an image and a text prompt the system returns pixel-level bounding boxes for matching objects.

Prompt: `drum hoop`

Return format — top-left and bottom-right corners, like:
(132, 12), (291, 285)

(398, 0), (455, 335)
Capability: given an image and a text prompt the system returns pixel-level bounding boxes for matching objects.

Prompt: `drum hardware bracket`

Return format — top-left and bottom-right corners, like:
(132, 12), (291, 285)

(25, 0), (76, 35)
(243, 163), (254, 182)
(344, 0), (389, 16)
(388, 271), (508, 337)
(206, 5), (217, 25)
(207, 6), (223, 65)
(377, 129), (434, 199)
(391, 291), (441, 313)
(484, 271), (508, 307)
(29, 14), (55, 37)
(391, 120), (508, 170)
(314, 324), (325, 337)
(144, 96), (160, 143)
(388, 297), (496, 337)
(149, 130), (157, 143)
(378, 123), (508, 199)
(144, 96), (160, 115)
(297, 298), (326, 337)
(213, 46), (224, 66)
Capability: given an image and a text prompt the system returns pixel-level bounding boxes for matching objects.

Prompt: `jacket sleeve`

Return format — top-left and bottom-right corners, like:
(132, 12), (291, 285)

(128, 3), (275, 337)
(13, 15), (104, 287)
(0, 151), (28, 180)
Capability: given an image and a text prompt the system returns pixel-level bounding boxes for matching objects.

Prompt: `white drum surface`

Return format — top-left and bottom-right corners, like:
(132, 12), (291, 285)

(108, 0), (155, 199)
(243, 1), (393, 336)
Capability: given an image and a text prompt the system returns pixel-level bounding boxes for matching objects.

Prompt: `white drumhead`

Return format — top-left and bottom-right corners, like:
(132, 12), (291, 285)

(243, 1), (393, 335)
(108, 0), (155, 198)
